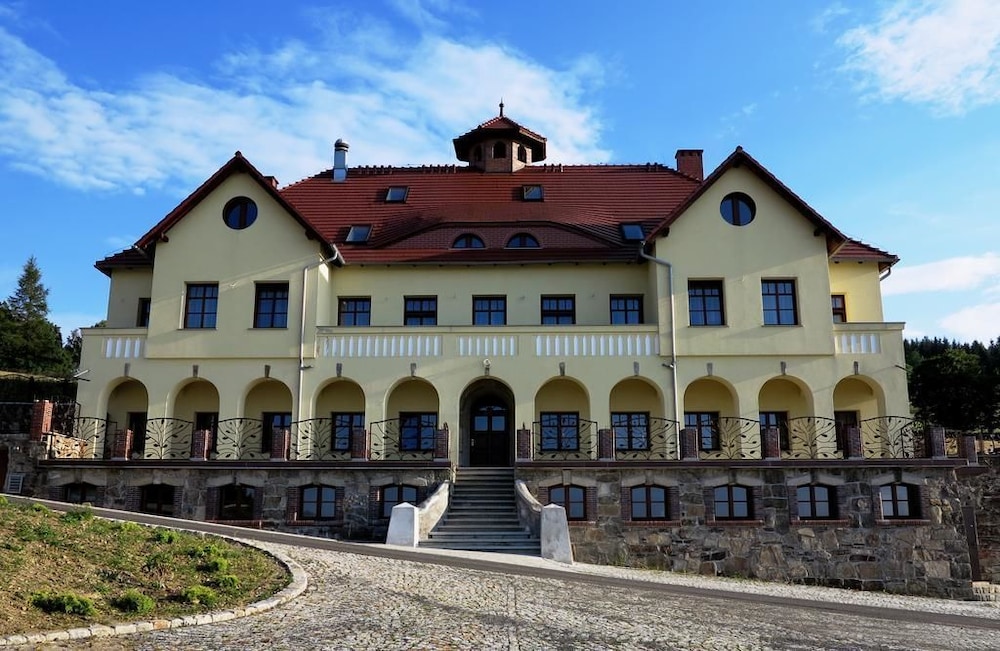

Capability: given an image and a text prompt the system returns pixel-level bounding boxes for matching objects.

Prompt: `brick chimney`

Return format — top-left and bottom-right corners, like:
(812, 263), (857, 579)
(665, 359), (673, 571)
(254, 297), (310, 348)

(675, 149), (704, 181)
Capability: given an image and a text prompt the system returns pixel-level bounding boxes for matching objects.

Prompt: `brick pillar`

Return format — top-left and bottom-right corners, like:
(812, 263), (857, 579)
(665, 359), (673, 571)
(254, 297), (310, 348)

(928, 426), (947, 459)
(846, 426), (863, 459)
(111, 429), (133, 461)
(598, 428), (614, 461)
(763, 426), (781, 460)
(680, 427), (700, 460)
(434, 423), (449, 460)
(29, 400), (53, 441)
(962, 435), (979, 465)
(351, 427), (369, 460)
(516, 427), (532, 462)
(190, 429), (210, 461)
(270, 427), (290, 461)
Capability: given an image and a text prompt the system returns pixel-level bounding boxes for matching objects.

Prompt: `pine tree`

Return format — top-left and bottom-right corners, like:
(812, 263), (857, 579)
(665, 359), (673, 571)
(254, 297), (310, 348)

(8, 256), (49, 321)
(0, 257), (70, 376)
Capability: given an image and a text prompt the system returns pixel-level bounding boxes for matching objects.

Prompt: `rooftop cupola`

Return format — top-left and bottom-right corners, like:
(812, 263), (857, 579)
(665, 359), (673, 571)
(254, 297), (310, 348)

(452, 101), (547, 173)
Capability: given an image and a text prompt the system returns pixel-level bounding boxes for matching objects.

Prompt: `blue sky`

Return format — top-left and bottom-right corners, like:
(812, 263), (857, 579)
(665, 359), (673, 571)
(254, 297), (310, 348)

(1, 0), (998, 343)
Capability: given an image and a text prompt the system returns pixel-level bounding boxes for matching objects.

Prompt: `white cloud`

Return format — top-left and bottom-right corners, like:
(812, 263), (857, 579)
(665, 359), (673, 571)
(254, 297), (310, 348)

(882, 253), (1000, 295)
(838, 0), (1000, 113)
(0, 7), (608, 193)
(939, 302), (1000, 342)
(812, 3), (850, 33)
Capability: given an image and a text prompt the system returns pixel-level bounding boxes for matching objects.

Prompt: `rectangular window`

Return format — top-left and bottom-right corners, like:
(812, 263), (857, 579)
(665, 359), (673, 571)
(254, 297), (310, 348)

(762, 280), (798, 325)
(685, 411), (719, 452)
(473, 296), (507, 325)
(541, 295), (575, 325)
(688, 280), (725, 326)
(127, 412), (147, 456)
(880, 484), (919, 519)
(832, 294), (847, 323)
(612, 412), (649, 451)
(404, 296), (437, 326)
(797, 485), (835, 520)
(253, 283), (289, 328)
(219, 484), (256, 521)
(759, 411), (790, 451)
(262, 412), (292, 454)
(381, 485), (419, 518)
(140, 484), (175, 516)
(610, 295), (643, 324)
(399, 412), (437, 451)
(631, 485), (668, 521)
(834, 410), (858, 453)
(550, 485), (587, 520)
(338, 297), (371, 326)
(184, 283), (219, 329)
(714, 485), (752, 520)
(539, 412), (580, 451)
(300, 485), (338, 520)
(195, 411), (219, 452)
(522, 184), (544, 201)
(331, 412), (363, 451)
(136, 297), (151, 327)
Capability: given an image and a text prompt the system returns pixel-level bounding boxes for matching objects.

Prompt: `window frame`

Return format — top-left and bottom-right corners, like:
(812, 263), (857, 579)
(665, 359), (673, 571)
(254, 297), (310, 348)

(399, 412), (438, 451)
(331, 412), (363, 452)
(685, 411), (720, 452)
(403, 296), (437, 326)
(473, 295), (507, 326)
(549, 485), (587, 521)
(140, 484), (176, 516)
(713, 484), (753, 520)
(880, 483), (920, 520)
(300, 484), (338, 520)
(381, 484), (419, 518)
(338, 297), (372, 326)
(540, 295), (575, 325)
(539, 412), (580, 451)
(619, 223), (645, 241)
(452, 233), (486, 249)
(65, 482), (98, 504)
(184, 283), (219, 329)
(759, 410), (790, 451)
(253, 282), (289, 329)
(612, 412), (650, 451)
(610, 295), (643, 325)
(219, 484), (256, 521)
(262, 411), (292, 454)
(630, 485), (669, 521)
(385, 186), (409, 203)
(761, 279), (799, 326)
(688, 280), (725, 326)
(222, 196), (258, 230)
(796, 484), (837, 520)
(506, 233), (540, 248)
(136, 297), (151, 328)
(346, 224), (372, 243)
(522, 184), (544, 201)
(720, 192), (756, 226)
(831, 294), (847, 323)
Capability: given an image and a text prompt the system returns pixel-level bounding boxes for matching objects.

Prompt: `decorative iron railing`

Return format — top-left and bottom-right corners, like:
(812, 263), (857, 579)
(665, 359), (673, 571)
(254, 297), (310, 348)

(861, 417), (929, 459)
(140, 418), (193, 460)
(614, 417), (679, 461)
(214, 418), (265, 460)
(291, 418), (352, 461)
(533, 417), (598, 461)
(69, 417), (115, 459)
(700, 417), (762, 460)
(370, 418), (436, 461)
(51, 402), (80, 435)
(784, 417), (841, 460)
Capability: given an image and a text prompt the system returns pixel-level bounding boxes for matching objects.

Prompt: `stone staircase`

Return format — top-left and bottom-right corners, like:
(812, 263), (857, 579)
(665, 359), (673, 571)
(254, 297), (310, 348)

(421, 467), (540, 555)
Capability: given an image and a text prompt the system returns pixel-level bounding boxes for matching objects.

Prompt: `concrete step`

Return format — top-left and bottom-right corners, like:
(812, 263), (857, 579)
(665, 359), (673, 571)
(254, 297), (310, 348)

(429, 531), (535, 541)
(420, 540), (541, 553)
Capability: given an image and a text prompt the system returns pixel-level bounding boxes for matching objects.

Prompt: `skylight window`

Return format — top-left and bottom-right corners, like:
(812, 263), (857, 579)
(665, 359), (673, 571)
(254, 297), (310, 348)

(385, 186), (409, 203)
(620, 223), (645, 241)
(522, 185), (544, 201)
(346, 224), (372, 243)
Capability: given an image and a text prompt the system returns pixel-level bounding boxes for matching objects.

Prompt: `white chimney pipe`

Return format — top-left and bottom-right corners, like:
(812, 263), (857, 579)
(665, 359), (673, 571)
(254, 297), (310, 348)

(333, 139), (349, 182)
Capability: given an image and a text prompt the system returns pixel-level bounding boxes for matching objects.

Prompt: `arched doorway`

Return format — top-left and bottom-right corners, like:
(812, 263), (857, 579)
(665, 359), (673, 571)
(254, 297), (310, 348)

(461, 379), (514, 467)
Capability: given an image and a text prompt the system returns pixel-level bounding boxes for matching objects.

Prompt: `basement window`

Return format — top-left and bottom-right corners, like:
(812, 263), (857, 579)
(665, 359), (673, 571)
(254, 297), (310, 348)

(346, 224), (372, 243)
(385, 186), (409, 203)
(522, 185), (544, 201)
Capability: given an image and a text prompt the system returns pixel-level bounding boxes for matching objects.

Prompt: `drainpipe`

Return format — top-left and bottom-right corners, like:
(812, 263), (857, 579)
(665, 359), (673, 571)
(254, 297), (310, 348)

(297, 245), (344, 422)
(639, 244), (681, 451)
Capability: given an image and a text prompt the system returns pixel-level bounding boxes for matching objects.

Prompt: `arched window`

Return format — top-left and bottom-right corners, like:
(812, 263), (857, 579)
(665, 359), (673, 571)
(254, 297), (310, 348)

(381, 484), (419, 518)
(300, 484), (338, 520)
(473, 145), (483, 162)
(517, 144), (527, 163)
(713, 484), (752, 520)
(493, 141), (507, 159)
(880, 483), (920, 519)
(796, 484), (836, 519)
(549, 485), (587, 520)
(506, 233), (540, 248)
(452, 233), (485, 249)
(630, 485), (669, 520)
(219, 483), (256, 520)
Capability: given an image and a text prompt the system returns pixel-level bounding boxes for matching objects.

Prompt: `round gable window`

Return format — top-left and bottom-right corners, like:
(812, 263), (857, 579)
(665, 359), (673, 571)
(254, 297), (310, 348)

(223, 196), (258, 230)
(720, 192), (755, 226)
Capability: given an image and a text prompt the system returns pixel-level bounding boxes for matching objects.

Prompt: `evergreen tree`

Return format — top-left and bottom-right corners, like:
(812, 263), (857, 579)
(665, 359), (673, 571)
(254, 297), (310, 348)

(0, 257), (70, 376)
(7, 256), (49, 320)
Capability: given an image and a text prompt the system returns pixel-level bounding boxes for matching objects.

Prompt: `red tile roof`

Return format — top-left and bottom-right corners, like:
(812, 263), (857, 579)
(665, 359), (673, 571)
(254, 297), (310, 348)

(95, 247), (152, 275)
(833, 238), (899, 271)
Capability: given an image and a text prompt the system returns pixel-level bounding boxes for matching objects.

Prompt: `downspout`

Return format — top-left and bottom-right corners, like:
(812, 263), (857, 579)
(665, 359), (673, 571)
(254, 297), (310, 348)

(297, 245), (344, 423)
(639, 244), (681, 452)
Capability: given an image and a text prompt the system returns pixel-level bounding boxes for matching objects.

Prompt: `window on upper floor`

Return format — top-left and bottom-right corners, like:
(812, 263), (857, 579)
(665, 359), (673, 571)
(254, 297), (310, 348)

(539, 412), (580, 451)
(184, 283), (218, 329)
(517, 145), (527, 163)
(262, 412), (292, 454)
(473, 296), (506, 325)
(549, 484), (587, 521)
(399, 412), (437, 451)
(759, 411), (790, 451)
(879, 483), (920, 520)
(195, 411), (219, 452)
(506, 233), (540, 248)
(688, 280), (724, 326)
(253, 283), (289, 328)
(300, 485), (338, 520)
(338, 297), (371, 326)
(541, 295), (575, 325)
(720, 192), (755, 226)
(612, 412), (649, 451)
(522, 184), (544, 201)
(610, 295), (643, 324)
(452, 233), (485, 249)
(136, 297), (151, 328)
(385, 186), (409, 203)
(762, 279), (798, 325)
(331, 412), (363, 452)
(473, 145), (483, 162)
(381, 484), (419, 519)
(713, 485), (753, 520)
(223, 196), (257, 230)
(832, 294), (847, 323)
(796, 484), (837, 520)
(630, 485), (669, 521)
(493, 141), (507, 159)
(404, 296), (437, 326)
(685, 411), (720, 452)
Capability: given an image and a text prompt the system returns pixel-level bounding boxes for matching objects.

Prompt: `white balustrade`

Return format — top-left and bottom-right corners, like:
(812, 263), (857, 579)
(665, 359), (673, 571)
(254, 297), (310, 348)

(457, 335), (518, 357)
(834, 332), (882, 354)
(534, 333), (659, 357)
(317, 334), (442, 358)
(102, 336), (145, 359)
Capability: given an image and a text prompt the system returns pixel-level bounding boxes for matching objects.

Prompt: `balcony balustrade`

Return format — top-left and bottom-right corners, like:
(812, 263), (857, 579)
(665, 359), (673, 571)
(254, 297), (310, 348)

(833, 322), (904, 355)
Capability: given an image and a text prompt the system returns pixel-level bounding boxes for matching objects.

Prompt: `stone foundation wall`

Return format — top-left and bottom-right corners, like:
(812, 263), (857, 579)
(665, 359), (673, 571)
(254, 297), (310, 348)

(957, 458), (1000, 583)
(517, 466), (973, 599)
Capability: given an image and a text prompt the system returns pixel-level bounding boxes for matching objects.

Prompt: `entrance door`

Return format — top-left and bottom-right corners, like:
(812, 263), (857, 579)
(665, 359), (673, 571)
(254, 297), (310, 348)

(470, 402), (510, 466)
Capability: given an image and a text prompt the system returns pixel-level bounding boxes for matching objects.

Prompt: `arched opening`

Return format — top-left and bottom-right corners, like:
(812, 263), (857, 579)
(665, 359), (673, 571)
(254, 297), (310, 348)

(833, 376), (886, 453)
(492, 141), (507, 159)
(243, 379), (293, 458)
(107, 378), (149, 458)
(173, 378), (220, 440)
(381, 379), (440, 458)
(535, 378), (591, 456)
(609, 377), (668, 456)
(460, 378), (514, 467)
(683, 377), (739, 455)
(757, 376), (812, 453)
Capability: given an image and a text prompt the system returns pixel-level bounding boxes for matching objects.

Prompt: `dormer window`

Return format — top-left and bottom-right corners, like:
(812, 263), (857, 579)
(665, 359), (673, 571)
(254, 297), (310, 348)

(385, 186), (409, 203)
(452, 234), (485, 249)
(506, 233), (540, 248)
(522, 185), (544, 201)
(620, 223), (645, 241)
(346, 224), (372, 243)
(492, 142), (507, 159)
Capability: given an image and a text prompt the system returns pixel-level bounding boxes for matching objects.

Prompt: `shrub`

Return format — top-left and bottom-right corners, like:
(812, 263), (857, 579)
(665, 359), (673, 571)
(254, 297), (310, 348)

(151, 529), (178, 544)
(187, 543), (225, 559)
(30, 592), (96, 617)
(180, 585), (218, 607)
(111, 589), (155, 614)
(144, 552), (172, 573)
(0, 495), (8, 506)
(60, 508), (94, 524)
(200, 556), (229, 573)
(213, 574), (240, 591)
(31, 503), (50, 514)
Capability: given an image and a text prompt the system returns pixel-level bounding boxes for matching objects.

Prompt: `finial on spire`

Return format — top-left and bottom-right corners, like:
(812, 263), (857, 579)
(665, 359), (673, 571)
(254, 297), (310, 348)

(499, 98), (504, 117)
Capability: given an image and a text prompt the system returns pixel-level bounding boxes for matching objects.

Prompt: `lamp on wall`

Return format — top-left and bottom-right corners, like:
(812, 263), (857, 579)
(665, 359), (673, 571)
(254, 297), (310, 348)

(483, 359), (491, 376)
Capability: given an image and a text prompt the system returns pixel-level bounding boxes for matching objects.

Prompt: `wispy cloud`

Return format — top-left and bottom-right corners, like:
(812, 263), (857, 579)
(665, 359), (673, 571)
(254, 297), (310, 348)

(837, 0), (1000, 114)
(882, 253), (1000, 295)
(812, 3), (850, 33)
(0, 6), (608, 193)
(939, 302), (1000, 343)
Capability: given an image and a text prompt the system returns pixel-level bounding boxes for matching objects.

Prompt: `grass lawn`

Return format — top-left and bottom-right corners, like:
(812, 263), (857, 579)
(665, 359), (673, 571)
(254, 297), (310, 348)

(0, 497), (290, 637)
